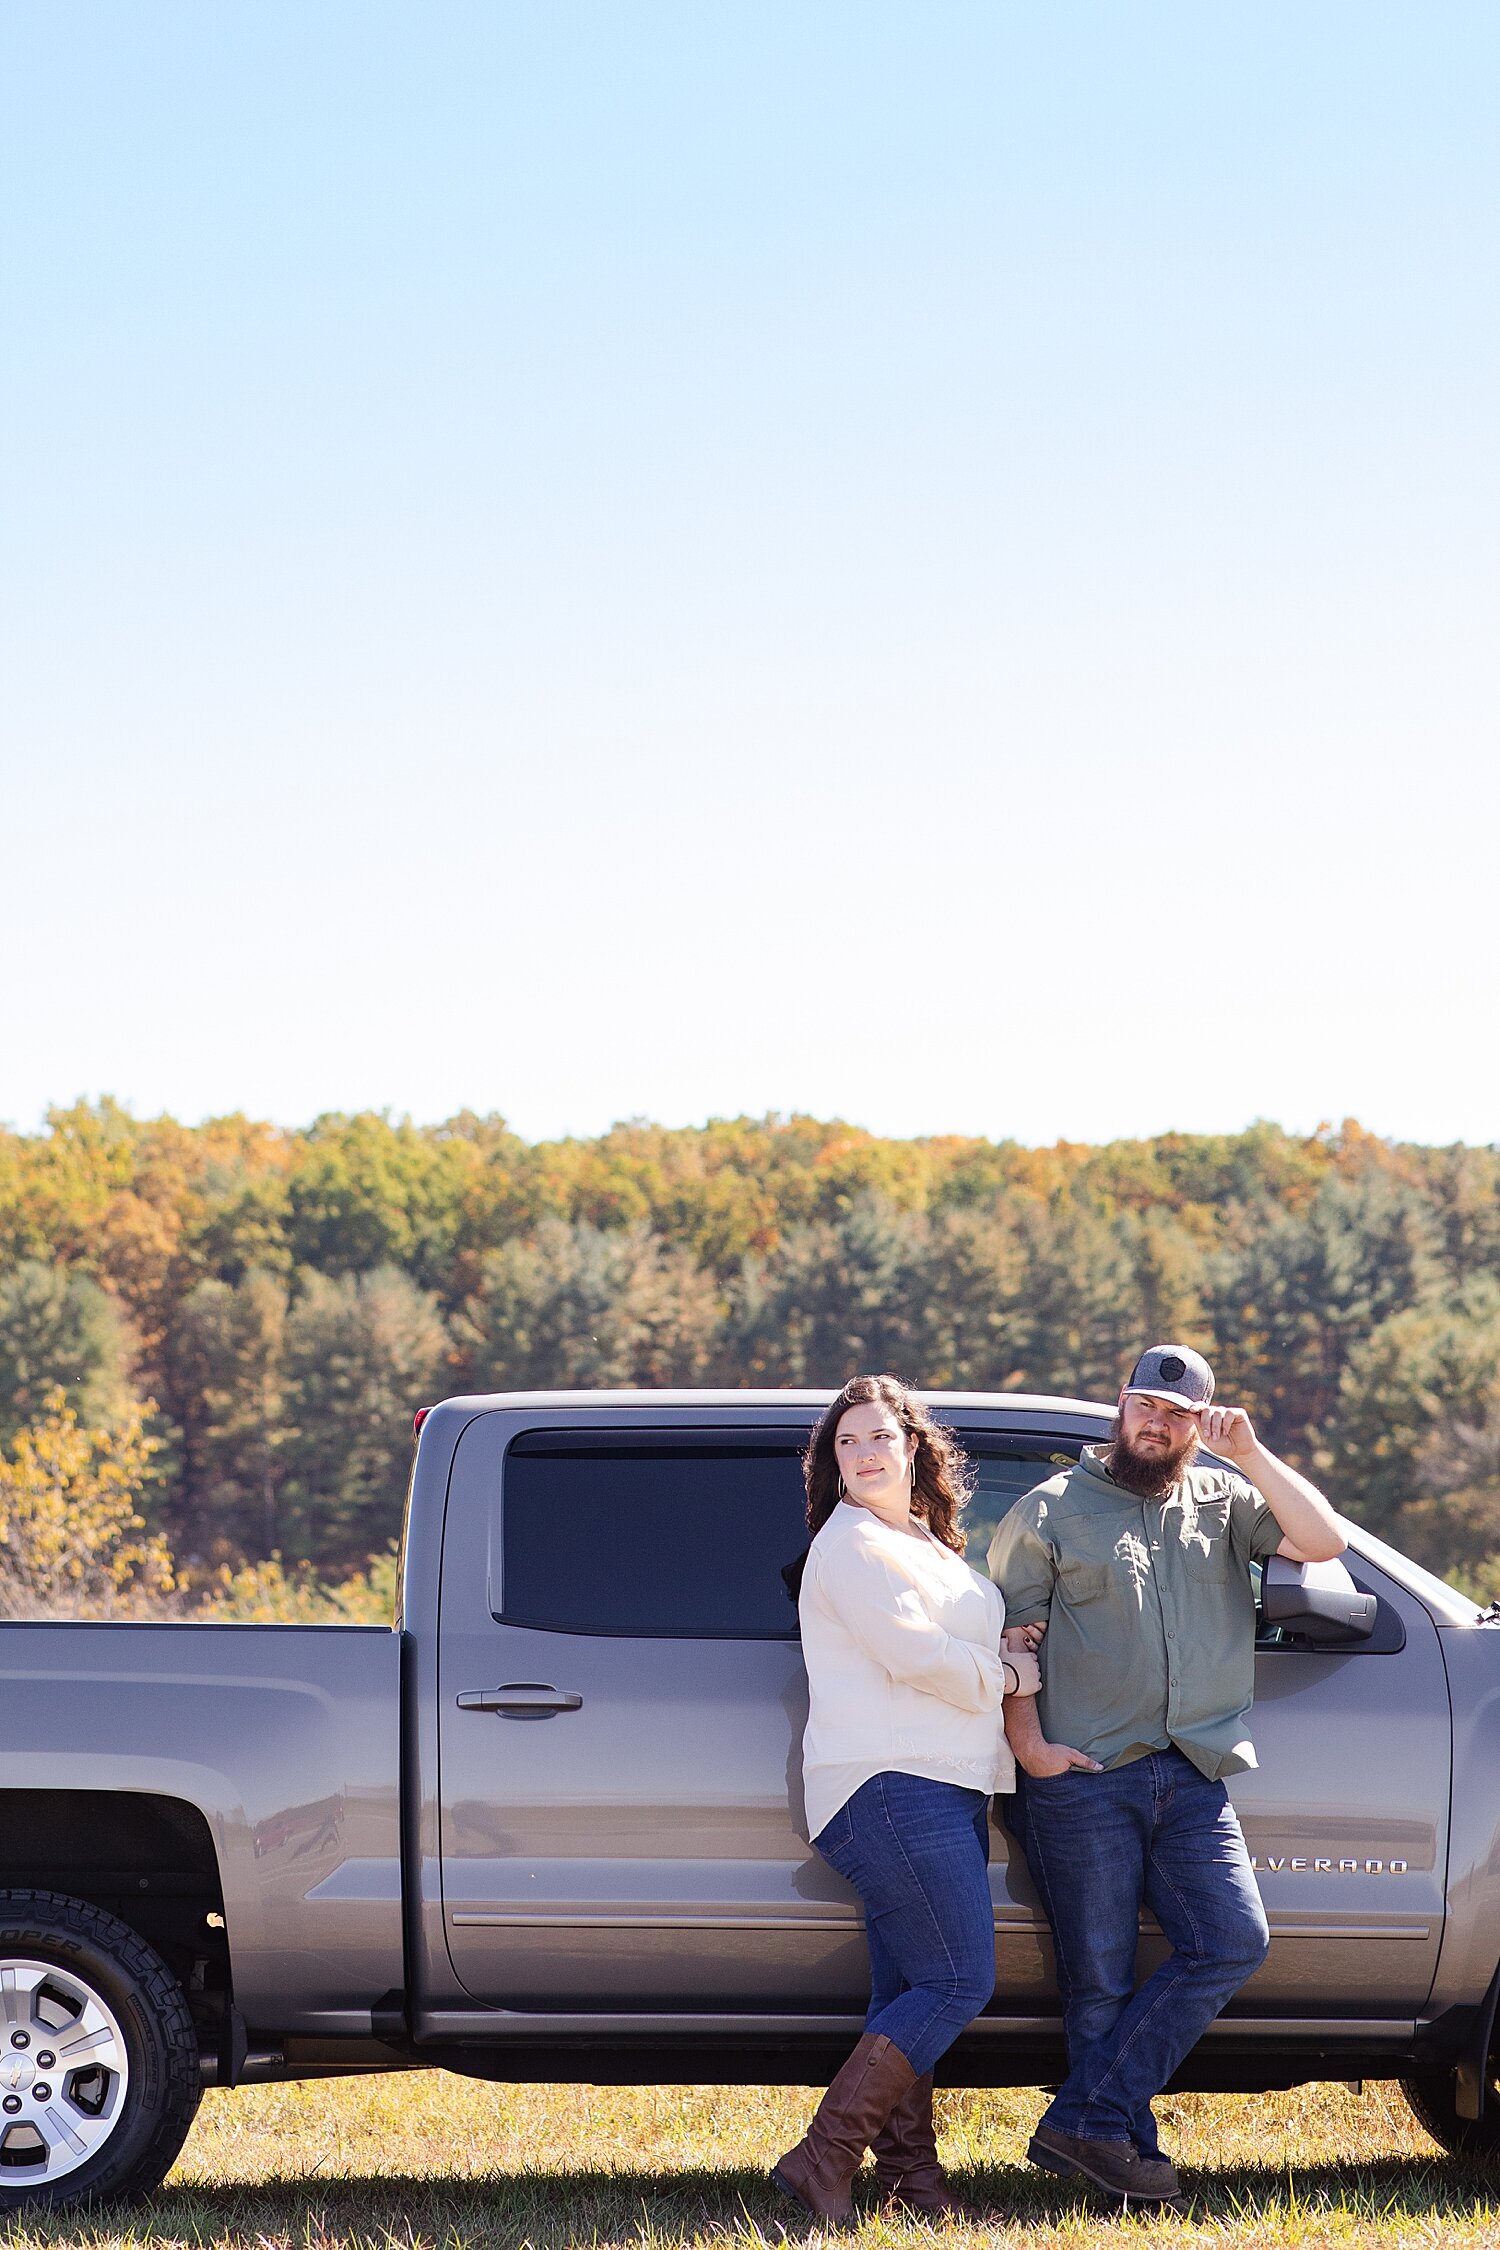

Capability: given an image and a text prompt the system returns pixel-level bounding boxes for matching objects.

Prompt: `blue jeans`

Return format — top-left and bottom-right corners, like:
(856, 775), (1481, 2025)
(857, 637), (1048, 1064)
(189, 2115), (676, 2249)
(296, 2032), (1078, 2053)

(814, 1771), (997, 2076)
(1012, 1747), (1269, 2154)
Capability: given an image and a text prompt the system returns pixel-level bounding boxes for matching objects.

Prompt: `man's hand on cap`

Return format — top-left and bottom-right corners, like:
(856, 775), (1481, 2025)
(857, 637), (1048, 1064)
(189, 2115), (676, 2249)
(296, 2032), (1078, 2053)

(1193, 1404), (1258, 1461)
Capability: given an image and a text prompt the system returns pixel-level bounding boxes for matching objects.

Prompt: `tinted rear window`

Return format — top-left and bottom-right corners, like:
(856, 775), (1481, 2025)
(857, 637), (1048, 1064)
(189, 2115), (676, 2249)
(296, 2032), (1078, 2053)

(499, 1428), (810, 1638)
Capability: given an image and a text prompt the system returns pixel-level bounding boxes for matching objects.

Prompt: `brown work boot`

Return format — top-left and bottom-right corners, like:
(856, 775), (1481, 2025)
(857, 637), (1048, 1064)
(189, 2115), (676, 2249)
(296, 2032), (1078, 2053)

(772, 2033), (917, 2225)
(868, 2073), (983, 2219)
(1027, 2123), (1182, 2206)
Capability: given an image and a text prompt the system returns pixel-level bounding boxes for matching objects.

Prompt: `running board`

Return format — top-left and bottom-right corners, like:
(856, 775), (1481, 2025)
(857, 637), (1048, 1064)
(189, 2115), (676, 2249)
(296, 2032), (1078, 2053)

(414, 2007), (1417, 2046)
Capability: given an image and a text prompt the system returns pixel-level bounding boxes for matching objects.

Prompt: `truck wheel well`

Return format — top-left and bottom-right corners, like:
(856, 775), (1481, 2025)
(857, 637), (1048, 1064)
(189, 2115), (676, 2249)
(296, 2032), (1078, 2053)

(0, 1790), (230, 2037)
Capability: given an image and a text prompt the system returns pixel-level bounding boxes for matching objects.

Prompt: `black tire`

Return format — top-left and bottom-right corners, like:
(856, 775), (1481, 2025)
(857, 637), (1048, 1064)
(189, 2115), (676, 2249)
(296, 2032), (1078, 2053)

(1402, 2063), (1500, 2162)
(0, 1888), (202, 2212)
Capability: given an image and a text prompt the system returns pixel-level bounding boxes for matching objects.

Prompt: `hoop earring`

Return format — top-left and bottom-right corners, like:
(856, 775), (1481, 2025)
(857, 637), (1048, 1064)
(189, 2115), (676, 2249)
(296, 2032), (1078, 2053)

(839, 1479), (852, 1502)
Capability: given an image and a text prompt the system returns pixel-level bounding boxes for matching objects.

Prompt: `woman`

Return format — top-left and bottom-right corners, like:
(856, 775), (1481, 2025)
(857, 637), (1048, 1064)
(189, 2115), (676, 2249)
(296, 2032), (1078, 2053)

(772, 1373), (1041, 2224)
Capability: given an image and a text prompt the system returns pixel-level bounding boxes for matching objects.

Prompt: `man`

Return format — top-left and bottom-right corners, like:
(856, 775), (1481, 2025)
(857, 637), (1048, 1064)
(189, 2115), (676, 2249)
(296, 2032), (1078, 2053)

(987, 1343), (1346, 2208)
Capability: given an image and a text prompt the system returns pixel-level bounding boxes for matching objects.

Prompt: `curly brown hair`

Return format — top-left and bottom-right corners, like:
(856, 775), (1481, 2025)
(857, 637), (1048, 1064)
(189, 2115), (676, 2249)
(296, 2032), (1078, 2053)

(803, 1374), (973, 1554)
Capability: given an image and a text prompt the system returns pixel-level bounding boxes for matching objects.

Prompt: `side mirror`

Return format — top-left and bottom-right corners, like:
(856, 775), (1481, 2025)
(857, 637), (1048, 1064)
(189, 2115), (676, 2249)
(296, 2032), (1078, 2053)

(1261, 1554), (1377, 1644)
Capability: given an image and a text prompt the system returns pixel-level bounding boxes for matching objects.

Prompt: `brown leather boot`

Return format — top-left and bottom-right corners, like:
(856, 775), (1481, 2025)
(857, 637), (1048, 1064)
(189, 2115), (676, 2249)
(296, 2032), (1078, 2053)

(772, 2033), (917, 2224)
(869, 2073), (983, 2219)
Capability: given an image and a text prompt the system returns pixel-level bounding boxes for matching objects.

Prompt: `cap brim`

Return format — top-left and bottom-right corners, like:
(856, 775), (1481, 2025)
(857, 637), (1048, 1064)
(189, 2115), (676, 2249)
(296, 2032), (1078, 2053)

(1122, 1385), (1208, 1413)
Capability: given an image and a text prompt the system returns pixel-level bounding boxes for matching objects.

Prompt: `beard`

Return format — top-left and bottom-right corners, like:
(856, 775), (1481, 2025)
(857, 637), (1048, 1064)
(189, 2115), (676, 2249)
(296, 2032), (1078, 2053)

(1104, 1414), (1200, 1497)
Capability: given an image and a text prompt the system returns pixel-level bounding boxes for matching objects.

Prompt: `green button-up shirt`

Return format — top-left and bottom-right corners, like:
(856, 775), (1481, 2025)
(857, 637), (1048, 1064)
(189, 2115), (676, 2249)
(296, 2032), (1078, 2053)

(986, 1447), (1286, 1780)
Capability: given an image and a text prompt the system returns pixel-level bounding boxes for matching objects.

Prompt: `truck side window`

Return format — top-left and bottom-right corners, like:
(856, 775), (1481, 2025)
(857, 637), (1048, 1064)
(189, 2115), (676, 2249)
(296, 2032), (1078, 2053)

(951, 1438), (1086, 1563)
(497, 1428), (811, 1638)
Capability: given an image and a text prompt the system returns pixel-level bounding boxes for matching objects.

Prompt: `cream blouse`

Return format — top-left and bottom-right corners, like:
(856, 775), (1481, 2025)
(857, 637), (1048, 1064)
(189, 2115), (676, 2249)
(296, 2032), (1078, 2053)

(798, 1497), (1016, 1842)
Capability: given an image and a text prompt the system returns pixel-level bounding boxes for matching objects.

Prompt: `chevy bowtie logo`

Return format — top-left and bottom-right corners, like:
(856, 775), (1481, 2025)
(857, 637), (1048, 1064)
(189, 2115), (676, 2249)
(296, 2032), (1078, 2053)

(1250, 1854), (1410, 1874)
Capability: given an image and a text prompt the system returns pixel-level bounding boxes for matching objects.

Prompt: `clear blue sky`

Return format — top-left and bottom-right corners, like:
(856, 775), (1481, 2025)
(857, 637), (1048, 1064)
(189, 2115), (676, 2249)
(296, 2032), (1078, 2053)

(4, 3), (1497, 1148)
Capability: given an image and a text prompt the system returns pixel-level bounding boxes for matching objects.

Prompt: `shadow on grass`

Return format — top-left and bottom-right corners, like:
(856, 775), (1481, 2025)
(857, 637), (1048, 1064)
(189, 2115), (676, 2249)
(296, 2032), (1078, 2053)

(4, 2156), (1500, 2245)
(1173, 2151), (1500, 2221)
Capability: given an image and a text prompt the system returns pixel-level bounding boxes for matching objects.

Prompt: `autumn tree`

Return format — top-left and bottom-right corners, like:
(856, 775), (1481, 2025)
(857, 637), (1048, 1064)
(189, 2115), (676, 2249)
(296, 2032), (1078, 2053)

(723, 1200), (930, 1386)
(279, 1266), (452, 1568)
(167, 1268), (290, 1561)
(195, 1543), (398, 1624)
(0, 1259), (134, 1446)
(1, 1101), (1497, 1591)
(1326, 1278), (1500, 1578)
(286, 1113), (471, 1291)
(1005, 1199), (1152, 1400)
(1206, 1174), (1441, 1461)
(459, 1220), (722, 1390)
(0, 1390), (173, 1618)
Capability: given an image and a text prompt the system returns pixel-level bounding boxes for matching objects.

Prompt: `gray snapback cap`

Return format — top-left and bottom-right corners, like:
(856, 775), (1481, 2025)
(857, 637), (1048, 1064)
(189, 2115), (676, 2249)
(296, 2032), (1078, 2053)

(1123, 1343), (1215, 1412)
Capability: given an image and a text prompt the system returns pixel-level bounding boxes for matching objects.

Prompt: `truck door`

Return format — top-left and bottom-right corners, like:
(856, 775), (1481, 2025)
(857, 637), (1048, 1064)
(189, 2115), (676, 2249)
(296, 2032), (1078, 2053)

(1225, 1547), (1448, 2014)
(436, 1415), (870, 2010)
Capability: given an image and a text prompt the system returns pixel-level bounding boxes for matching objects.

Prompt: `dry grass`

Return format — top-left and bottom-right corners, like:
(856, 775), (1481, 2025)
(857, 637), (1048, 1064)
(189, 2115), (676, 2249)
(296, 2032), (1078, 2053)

(4, 2072), (1500, 2250)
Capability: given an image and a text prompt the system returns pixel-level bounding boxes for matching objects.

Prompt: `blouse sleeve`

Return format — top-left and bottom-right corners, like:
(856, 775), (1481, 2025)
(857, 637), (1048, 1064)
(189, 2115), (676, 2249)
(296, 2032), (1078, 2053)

(814, 1533), (1009, 1713)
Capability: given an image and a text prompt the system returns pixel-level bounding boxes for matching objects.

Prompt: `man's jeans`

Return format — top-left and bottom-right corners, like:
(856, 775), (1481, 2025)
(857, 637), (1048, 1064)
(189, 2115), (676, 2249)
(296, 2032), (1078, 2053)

(1012, 1747), (1269, 2154)
(814, 1771), (997, 2076)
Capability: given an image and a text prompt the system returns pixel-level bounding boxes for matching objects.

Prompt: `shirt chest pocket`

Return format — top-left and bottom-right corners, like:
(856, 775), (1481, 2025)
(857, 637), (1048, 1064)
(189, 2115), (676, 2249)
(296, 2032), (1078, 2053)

(1056, 1557), (1114, 1604)
(1179, 1534), (1237, 1584)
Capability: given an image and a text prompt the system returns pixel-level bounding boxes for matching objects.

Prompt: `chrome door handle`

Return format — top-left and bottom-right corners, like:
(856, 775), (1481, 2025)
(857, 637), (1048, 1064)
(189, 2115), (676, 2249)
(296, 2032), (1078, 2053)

(456, 1682), (584, 1716)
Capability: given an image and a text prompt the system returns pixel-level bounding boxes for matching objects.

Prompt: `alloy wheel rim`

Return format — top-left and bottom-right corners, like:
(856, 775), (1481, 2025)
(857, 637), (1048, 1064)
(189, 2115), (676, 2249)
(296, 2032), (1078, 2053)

(0, 1958), (131, 2184)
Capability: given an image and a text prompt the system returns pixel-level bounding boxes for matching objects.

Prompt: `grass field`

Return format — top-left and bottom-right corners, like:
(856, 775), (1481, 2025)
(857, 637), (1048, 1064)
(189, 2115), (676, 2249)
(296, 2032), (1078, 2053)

(4, 2074), (1500, 2250)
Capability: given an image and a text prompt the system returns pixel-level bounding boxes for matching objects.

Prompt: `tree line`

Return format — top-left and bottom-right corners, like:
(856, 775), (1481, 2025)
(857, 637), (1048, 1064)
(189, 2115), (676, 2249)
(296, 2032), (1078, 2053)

(1, 1101), (1498, 1603)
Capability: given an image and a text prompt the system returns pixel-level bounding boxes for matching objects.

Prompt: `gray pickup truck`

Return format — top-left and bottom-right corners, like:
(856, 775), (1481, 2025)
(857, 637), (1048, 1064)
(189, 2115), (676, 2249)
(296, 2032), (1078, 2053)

(3, 1386), (1500, 2211)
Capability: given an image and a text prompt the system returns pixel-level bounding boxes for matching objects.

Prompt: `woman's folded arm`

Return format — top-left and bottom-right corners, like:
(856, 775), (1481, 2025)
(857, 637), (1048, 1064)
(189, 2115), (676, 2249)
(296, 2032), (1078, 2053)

(812, 1541), (1008, 1711)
